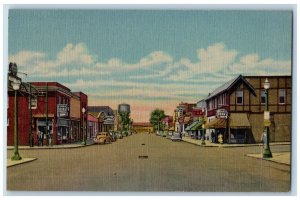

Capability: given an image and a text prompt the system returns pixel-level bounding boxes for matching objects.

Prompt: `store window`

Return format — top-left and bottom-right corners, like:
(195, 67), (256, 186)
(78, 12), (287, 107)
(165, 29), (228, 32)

(261, 90), (266, 104)
(236, 91), (243, 105)
(279, 89), (286, 104)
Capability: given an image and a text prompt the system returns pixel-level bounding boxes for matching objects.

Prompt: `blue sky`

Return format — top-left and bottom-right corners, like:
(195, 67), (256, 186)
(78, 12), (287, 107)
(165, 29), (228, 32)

(8, 9), (292, 121)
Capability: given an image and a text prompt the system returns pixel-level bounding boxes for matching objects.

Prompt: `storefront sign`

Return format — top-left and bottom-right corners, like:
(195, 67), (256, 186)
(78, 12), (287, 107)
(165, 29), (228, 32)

(264, 111), (270, 120)
(57, 104), (69, 117)
(57, 118), (70, 127)
(216, 109), (228, 119)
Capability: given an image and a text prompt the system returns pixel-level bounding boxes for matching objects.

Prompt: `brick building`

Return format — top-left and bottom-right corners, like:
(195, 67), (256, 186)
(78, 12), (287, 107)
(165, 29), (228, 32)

(7, 82), (88, 146)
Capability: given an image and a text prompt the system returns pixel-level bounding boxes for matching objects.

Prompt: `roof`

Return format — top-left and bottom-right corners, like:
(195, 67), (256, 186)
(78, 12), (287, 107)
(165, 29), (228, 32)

(88, 106), (114, 116)
(206, 75), (256, 101)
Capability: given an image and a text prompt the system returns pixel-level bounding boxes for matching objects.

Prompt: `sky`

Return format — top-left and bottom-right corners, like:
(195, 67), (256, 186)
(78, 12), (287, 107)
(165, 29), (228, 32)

(8, 9), (292, 122)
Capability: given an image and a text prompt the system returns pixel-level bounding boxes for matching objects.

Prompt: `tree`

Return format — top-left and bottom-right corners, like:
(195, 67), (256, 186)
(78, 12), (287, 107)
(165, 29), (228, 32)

(120, 112), (131, 131)
(149, 109), (166, 132)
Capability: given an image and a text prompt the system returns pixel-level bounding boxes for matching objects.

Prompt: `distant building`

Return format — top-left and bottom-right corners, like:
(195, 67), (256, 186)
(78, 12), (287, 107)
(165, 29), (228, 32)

(133, 122), (153, 133)
(88, 106), (115, 132)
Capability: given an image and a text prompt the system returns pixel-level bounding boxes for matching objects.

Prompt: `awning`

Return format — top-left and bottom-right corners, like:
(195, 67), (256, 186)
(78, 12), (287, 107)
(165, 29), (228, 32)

(205, 114), (251, 129)
(190, 121), (203, 131)
(205, 118), (226, 129)
(33, 114), (54, 118)
(230, 113), (251, 128)
(185, 121), (199, 131)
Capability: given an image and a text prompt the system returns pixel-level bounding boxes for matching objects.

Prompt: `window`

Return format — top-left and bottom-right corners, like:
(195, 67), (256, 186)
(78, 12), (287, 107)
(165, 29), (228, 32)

(279, 89), (286, 104)
(29, 96), (37, 109)
(236, 91), (243, 105)
(261, 90), (266, 104)
(59, 96), (61, 104)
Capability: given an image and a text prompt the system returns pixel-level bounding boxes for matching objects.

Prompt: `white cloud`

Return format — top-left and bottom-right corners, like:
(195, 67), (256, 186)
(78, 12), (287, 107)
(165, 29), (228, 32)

(229, 54), (291, 75)
(9, 51), (45, 66)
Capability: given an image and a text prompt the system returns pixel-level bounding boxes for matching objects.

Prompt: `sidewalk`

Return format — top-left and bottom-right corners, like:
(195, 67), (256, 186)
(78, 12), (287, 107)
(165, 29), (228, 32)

(246, 152), (290, 165)
(181, 136), (291, 166)
(7, 158), (37, 168)
(181, 136), (290, 148)
(7, 139), (94, 150)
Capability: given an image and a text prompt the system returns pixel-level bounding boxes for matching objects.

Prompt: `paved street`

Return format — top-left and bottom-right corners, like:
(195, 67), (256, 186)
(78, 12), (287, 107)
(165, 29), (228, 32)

(6, 133), (290, 192)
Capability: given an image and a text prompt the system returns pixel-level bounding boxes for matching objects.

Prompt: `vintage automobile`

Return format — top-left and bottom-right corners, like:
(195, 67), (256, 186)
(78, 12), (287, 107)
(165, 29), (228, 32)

(171, 132), (182, 142)
(115, 132), (123, 139)
(94, 132), (112, 144)
(109, 131), (117, 142)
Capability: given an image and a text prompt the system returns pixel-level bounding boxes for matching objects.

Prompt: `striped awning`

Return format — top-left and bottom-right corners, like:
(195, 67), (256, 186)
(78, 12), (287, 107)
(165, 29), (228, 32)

(205, 118), (226, 129)
(190, 121), (203, 131)
(185, 121), (199, 131)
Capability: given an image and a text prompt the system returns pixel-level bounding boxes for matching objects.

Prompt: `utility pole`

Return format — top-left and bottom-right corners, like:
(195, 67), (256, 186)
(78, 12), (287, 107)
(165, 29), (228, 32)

(29, 83), (33, 147)
(46, 83), (49, 146)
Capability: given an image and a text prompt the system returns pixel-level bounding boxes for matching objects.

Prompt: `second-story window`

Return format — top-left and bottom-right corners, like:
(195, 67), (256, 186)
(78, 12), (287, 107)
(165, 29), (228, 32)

(261, 90), (266, 104)
(236, 91), (243, 105)
(279, 89), (286, 104)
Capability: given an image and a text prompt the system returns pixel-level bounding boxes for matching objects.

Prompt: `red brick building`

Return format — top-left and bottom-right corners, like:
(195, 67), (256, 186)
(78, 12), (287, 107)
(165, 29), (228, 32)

(7, 82), (88, 146)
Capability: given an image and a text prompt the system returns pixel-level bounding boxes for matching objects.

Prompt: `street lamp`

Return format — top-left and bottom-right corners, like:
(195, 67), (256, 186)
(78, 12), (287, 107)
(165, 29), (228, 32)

(263, 78), (272, 158)
(201, 108), (206, 145)
(82, 107), (86, 145)
(10, 76), (22, 160)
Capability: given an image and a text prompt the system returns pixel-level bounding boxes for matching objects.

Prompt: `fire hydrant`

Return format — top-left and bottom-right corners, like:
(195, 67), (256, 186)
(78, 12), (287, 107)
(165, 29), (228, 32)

(218, 134), (223, 144)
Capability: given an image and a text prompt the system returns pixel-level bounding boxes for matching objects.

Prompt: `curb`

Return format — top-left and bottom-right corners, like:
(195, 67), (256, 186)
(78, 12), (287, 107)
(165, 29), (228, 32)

(7, 158), (38, 168)
(245, 153), (291, 166)
(181, 139), (290, 148)
(7, 143), (94, 150)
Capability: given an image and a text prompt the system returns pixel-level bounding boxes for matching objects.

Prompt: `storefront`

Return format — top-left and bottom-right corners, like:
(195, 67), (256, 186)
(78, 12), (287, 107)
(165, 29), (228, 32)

(206, 113), (251, 144)
(57, 118), (70, 144)
(70, 120), (80, 142)
(36, 118), (53, 145)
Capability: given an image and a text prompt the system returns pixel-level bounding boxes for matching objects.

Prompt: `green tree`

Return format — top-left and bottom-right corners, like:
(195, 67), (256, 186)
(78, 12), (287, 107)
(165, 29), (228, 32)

(120, 112), (131, 131)
(149, 109), (166, 132)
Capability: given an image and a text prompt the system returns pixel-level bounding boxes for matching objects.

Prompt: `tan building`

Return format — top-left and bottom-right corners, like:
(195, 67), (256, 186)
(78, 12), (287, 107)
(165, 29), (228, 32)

(133, 122), (153, 133)
(205, 75), (291, 143)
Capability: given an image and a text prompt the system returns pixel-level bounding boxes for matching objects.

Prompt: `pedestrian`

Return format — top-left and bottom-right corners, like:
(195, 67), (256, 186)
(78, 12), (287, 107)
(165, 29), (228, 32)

(37, 131), (40, 146)
(211, 130), (215, 143)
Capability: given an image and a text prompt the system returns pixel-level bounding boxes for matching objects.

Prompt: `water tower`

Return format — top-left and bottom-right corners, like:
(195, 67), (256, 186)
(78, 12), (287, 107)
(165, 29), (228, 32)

(118, 103), (130, 114)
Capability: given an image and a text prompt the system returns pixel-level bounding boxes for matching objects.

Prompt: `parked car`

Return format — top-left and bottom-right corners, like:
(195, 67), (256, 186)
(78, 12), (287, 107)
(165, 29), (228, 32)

(116, 132), (123, 139)
(94, 132), (112, 144)
(171, 132), (182, 142)
(109, 131), (117, 142)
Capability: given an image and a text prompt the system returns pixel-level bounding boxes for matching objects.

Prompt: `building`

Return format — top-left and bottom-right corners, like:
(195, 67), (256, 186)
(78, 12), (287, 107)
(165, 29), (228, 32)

(173, 102), (196, 133)
(205, 75), (291, 144)
(133, 122), (153, 133)
(7, 82), (88, 146)
(88, 106), (115, 132)
(87, 113), (98, 139)
(162, 115), (174, 132)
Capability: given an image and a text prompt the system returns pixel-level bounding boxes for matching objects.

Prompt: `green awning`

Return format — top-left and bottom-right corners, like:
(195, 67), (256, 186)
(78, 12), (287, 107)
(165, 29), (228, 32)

(190, 121), (203, 131)
(185, 121), (199, 131)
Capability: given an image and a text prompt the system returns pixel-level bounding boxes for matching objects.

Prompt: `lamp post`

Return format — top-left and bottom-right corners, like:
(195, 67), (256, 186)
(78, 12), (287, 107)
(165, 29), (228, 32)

(263, 78), (272, 158)
(11, 76), (22, 160)
(201, 108), (206, 145)
(82, 107), (86, 145)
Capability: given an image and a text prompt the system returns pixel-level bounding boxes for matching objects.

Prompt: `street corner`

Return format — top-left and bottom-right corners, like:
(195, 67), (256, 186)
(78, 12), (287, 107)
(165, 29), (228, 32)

(246, 152), (290, 165)
(7, 158), (38, 168)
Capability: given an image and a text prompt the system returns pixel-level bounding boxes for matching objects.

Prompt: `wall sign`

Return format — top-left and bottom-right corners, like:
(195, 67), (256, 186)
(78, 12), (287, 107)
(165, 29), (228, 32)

(216, 109), (228, 119)
(57, 104), (69, 117)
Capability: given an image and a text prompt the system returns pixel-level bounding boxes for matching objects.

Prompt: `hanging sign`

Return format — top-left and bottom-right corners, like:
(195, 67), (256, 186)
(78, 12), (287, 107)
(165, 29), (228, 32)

(216, 109), (228, 119)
